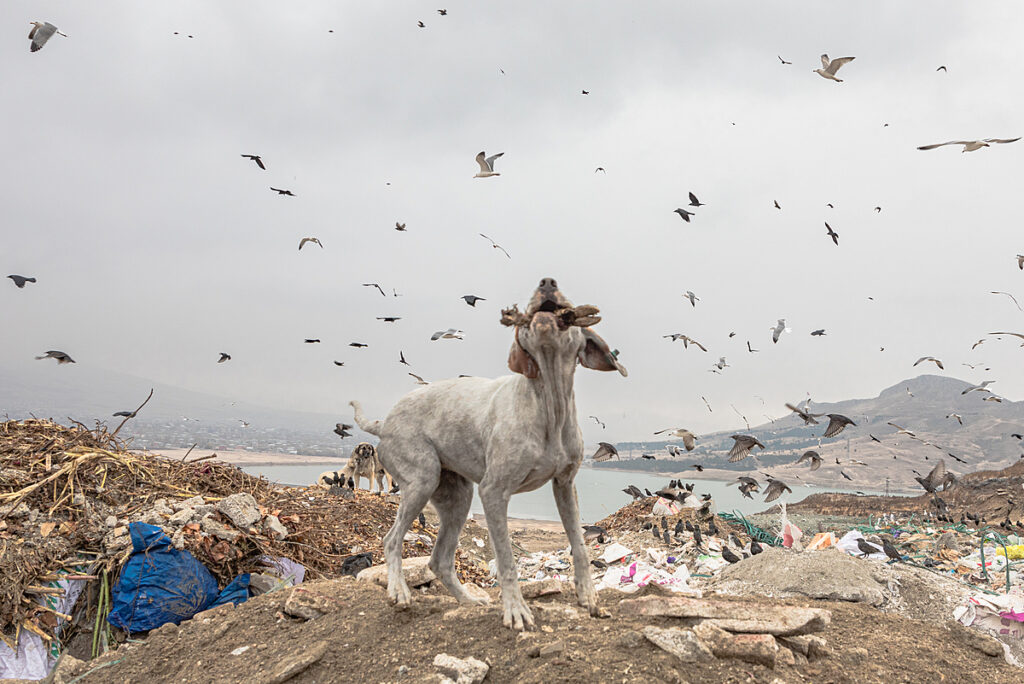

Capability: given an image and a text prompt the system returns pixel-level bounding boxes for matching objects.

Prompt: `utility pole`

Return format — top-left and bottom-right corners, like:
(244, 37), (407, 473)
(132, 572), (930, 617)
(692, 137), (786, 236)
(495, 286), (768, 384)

(885, 477), (890, 497)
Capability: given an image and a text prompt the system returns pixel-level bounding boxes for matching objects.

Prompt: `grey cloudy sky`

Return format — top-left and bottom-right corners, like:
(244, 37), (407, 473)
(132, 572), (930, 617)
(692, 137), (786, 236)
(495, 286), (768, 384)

(3, 1), (1022, 443)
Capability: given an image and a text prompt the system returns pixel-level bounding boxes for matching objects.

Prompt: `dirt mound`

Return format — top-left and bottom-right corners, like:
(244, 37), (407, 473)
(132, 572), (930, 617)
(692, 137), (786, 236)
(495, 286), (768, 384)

(66, 576), (1022, 684)
(788, 459), (1024, 521)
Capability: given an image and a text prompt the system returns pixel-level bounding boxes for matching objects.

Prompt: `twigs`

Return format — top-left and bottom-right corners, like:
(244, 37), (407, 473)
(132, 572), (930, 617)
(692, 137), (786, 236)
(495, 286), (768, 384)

(110, 388), (154, 439)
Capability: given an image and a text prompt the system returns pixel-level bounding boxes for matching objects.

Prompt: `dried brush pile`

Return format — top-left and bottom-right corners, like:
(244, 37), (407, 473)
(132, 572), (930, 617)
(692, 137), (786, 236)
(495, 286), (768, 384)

(0, 419), (485, 647)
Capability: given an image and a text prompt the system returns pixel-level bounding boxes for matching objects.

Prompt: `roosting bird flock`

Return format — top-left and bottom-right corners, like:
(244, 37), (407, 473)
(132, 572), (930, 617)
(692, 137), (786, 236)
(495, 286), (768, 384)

(7, 11), (1023, 519)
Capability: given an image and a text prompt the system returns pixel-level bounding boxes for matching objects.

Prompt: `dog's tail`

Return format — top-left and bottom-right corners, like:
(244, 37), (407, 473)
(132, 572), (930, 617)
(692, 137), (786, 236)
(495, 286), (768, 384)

(350, 400), (383, 436)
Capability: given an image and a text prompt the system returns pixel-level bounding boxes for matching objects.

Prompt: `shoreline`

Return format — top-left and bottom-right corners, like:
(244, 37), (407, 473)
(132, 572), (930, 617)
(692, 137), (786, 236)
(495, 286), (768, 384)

(149, 448), (349, 467)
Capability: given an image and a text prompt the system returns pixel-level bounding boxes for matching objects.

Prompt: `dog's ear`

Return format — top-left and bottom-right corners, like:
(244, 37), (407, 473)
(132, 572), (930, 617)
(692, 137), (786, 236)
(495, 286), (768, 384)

(508, 329), (540, 378)
(578, 328), (628, 376)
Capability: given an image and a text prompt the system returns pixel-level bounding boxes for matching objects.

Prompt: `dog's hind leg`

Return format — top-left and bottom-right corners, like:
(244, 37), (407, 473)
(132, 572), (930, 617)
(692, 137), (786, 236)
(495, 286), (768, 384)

(479, 480), (534, 630)
(428, 471), (488, 605)
(552, 475), (600, 617)
(380, 447), (439, 609)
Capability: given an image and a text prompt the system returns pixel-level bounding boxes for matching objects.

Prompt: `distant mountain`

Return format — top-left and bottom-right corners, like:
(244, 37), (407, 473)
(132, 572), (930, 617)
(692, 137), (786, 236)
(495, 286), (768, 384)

(596, 375), (1024, 490)
(0, 363), (374, 454)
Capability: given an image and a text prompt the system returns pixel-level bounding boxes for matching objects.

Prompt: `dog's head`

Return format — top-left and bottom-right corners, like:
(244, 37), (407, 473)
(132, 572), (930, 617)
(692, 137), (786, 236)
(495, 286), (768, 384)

(501, 277), (627, 379)
(353, 442), (376, 464)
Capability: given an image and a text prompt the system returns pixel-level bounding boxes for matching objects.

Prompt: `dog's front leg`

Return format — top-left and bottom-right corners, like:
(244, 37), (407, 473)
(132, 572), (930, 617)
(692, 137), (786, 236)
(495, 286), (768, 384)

(478, 481), (534, 630)
(552, 475), (600, 617)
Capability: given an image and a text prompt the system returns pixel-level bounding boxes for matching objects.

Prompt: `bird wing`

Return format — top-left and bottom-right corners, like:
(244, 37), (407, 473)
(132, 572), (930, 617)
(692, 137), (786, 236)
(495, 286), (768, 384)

(926, 460), (946, 487)
(820, 54), (830, 69)
(484, 152), (504, 169)
(299, 238), (310, 250)
(430, 331), (443, 341)
(990, 331), (1024, 339)
(991, 292), (1023, 311)
(763, 481), (784, 503)
(681, 432), (696, 451)
(691, 339), (708, 352)
(255, 156), (265, 169)
(30, 23), (57, 51)
(984, 137), (1021, 144)
(825, 56), (854, 75)
(475, 152), (491, 172)
(823, 415), (849, 438)
(916, 141), (973, 150)
(727, 439), (751, 462)
(688, 192), (699, 204)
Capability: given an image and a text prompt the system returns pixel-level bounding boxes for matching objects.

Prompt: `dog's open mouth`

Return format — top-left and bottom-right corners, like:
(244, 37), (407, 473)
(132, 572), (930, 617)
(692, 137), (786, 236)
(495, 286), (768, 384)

(537, 299), (560, 313)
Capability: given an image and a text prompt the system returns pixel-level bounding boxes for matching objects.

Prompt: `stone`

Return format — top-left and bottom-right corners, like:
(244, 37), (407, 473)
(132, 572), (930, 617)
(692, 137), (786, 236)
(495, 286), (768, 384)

(521, 578), (563, 599)
(201, 513), (241, 542)
(956, 625), (1004, 657)
(777, 634), (828, 658)
(263, 514), (289, 540)
(50, 653), (87, 684)
(264, 639), (329, 684)
(217, 492), (261, 529)
(194, 602), (235, 622)
(433, 653), (489, 684)
(283, 587), (340, 620)
(230, 645), (250, 656)
(618, 596), (830, 636)
(775, 646), (795, 666)
(357, 556), (435, 588)
(462, 582), (491, 603)
(168, 507), (197, 526)
(693, 622), (779, 668)
(527, 640), (566, 658)
(847, 646), (869, 661)
(0, 502), (30, 518)
(104, 515), (118, 528)
(531, 603), (579, 620)
(616, 630), (645, 649)
(642, 626), (714, 663)
(172, 495), (205, 511)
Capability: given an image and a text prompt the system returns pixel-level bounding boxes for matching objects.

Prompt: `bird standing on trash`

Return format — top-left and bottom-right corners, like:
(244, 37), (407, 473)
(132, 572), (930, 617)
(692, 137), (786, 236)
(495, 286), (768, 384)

(750, 540), (763, 555)
(882, 539), (902, 562)
(856, 538), (880, 557)
(722, 546), (741, 564)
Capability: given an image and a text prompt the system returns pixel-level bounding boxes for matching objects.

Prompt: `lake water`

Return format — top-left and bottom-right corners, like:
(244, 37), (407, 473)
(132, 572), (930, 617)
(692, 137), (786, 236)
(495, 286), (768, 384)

(242, 463), (875, 523)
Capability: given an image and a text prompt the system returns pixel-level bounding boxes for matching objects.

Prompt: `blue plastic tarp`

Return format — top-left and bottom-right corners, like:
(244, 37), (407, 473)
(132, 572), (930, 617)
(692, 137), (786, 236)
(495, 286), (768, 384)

(107, 523), (249, 633)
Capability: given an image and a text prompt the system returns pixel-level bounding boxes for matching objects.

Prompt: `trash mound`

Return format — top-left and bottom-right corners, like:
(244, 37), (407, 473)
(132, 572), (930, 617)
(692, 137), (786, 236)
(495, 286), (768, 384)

(596, 498), (750, 542)
(788, 459), (1024, 520)
(0, 419), (485, 657)
(58, 576), (1024, 684)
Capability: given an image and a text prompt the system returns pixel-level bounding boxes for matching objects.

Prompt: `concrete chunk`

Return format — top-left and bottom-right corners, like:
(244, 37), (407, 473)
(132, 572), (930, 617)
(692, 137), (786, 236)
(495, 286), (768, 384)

(642, 626), (714, 663)
(619, 595), (830, 636)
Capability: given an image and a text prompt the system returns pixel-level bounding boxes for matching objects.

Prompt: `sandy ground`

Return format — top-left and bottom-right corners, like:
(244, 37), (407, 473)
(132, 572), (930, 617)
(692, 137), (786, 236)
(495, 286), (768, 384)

(149, 448), (348, 466)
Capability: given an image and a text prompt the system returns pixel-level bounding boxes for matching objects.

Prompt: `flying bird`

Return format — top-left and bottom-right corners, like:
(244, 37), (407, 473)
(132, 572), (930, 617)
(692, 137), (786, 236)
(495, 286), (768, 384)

(946, 413), (963, 426)
(399, 351), (410, 366)
(462, 295), (486, 307)
(595, 167), (606, 173)
(962, 380), (995, 394)
(989, 331), (1024, 346)
(917, 138), (1020, 152)
(778, 56), (792, 65)
(823, 414), (856, 438)
(915, 460), (954, 493)
(431, 328), (464, 341)
(7, 275), (36, 289)
(814, 54), (855, 82)
(774, 200), (781, 209)
(653, 428), (696, 451)
(437, 9), (447, 15)
(711, 357), (729, 372)
(701, 396), (713, 412)
(592, 442), (619, 462)
(991, 291), (1023, 311)
(409, 373), (428, 385)
(304, 339), (321, 344)
(771, 319), (790, 344)
(395, 222), (407, 231)
(874, 206), (882, 213)
(113, 410), (136, 418)
(641, 453), (656, 460)
(590, 415), (606, 429)
(362, 283), (387, 296)
(796, 450), (822, 471)
(474, 151), (504, 178)
(785, 403), (821, 426)
(349, 342), (368, 348)
(241, 154), (265, 170)
(663, 334), (707, 351)
(746, 341), (759, 353)
(333, 361), (345, 366)
(1017, 254), (1024, 270)
(682, 291), (700, 307)
(824, 222), (839, 246)
(673, 208), (694, 223)
(914, 356), (944, 370)
(298, 237), (323, 250)
(728, 434), (766, 462)
(417, 21), (426, 28)
(479, 233), (511, 258)
(763, 477), (792, 503)
(581, 89), (589, 95)
(936, 66), (947, 72)
(270, 187), (296, 196)
(218, 353), (231, 363)
(377, 316), (401, 323)
(334, 423), (353, 438)
(35, 350), (75, 364)
(28, 22), (66, 52)
(810, 329), (826, 336)
(688, 192), (705, 207)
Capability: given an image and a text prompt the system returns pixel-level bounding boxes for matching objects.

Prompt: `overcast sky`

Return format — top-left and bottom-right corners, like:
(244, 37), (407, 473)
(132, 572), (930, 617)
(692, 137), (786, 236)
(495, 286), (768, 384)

(3, 1), (1023, 443)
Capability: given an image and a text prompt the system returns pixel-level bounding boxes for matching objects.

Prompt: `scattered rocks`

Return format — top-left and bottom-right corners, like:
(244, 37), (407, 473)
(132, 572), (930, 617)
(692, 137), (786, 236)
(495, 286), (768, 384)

(283, 587), (340, 620)
(694, 622), (779, 668)
(433, 653), (489, 684)
(217, 492), (261, 529)
(264, 639), (329, 684)
(527, 639), (566, 658)
(50, 653), (87, 684)
(357, 556), (436, 588)
(172, 495), (206, 511)
(778, 634), (829, 659)
(618, 595), (831, 636)
(461, 582), (491, 603)
(642, 626), (714, 663)
(521, 578), (563, 599)
(201, 513), (241, 542)
(263, 514), (289, 540)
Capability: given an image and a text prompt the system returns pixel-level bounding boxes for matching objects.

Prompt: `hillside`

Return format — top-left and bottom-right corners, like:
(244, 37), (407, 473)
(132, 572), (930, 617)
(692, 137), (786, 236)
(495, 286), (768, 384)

(595, 375), (1024, 491)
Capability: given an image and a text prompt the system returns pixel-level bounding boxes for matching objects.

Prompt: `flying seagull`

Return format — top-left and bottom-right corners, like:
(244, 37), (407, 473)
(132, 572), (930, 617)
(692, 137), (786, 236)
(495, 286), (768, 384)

(1017, 254), (1024, 270)
(218, 353), (231, 363)
(663, 334), (707, 351)
(771, 319), (790, 344)
(796, 450), (822, 471)
(747, 341), (759, 353)
(479, 233), (511, 258)
(673, 208), (694, 223)
(590, 415), (606, 429)
(349, 342), (368, 348)
(462, 295), (486, 307)
(35, 350), (74, 364)
(333, 361), (344, 366)
(28, 22), (67, 52)
(241, 154), (265, 170)
(362, 283), (386, 296)
(728, 434), (765, 462)
(989, 331), (1024, 346)
(431, 328), (464, 341)
(936, 66), (947, 72)
(991, 291), (1023, 311)
(399, 351), (410, 366)
(409, 372), (428, 385)
(917, 138), (1020, 152)
(298, 237), (323, 250)
(7, 275), (36, 288)
(778, 56), (792, 65)
(825, 222), (839, 246)
(682, 291), (700, 307)
(595, 167), (606, 173)
(376, 316), (401, 323)
(914, 356), (944, 370)
(823, 414), (856, 438)
(653, 428), (696, 451)
(592, 442), (619, 462)
(270, 187), (296, 196)
(688, 192), (705, 207)
(946, 413), (963, 426)
(814, 54), (855, 82)
(785, 403), (822, 426)
(474, 151), (504, 178)
(962, 380), (996, 395)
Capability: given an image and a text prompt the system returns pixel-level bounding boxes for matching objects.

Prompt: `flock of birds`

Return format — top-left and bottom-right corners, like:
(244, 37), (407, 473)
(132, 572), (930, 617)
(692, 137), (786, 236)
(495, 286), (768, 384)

(10, 15), (1024, 519)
